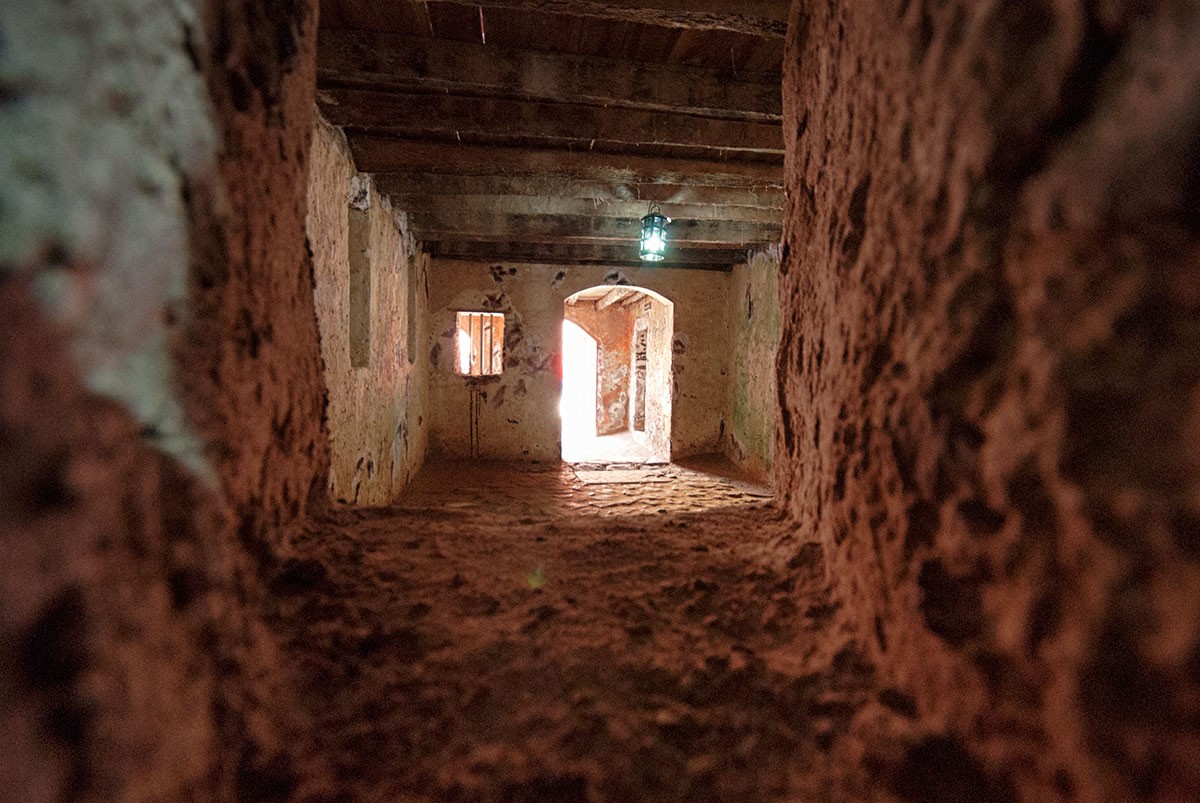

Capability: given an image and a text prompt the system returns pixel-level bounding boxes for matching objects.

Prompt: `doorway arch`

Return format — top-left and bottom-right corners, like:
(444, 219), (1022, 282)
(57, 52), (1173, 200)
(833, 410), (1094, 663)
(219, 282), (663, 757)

(561, 285), (673, 463)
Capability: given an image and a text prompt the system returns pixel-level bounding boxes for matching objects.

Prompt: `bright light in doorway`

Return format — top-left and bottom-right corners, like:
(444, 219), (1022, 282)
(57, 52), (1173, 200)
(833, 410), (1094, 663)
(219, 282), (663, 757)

(560, 320), (597, 460)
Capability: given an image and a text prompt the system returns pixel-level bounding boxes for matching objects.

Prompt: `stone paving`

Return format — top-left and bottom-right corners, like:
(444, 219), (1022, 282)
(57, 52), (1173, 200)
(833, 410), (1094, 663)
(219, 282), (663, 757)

(279, 456), (859, 803)
(395, 455), (774, 521)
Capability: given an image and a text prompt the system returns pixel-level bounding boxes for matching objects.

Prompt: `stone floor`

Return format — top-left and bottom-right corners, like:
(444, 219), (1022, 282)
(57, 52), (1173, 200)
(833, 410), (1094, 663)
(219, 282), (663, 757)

(561, 429), (661, 464)
(396, 454), (773, 521)
(272, 457), (878, 802)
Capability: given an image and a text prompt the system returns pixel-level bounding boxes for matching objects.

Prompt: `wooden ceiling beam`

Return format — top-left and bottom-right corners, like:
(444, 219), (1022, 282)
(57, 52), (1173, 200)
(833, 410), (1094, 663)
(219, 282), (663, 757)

(319, 89), (783, 155)
(596, 287), (636, 310)
(373, 174), (784, 209)
(425, 241), (742, 271)
(388, 194), (781, 225)
(437, 0), (789, 38)
(409, 211), (780, 247)
(318, 29), (781, 120)
(351, 136), (784, 187)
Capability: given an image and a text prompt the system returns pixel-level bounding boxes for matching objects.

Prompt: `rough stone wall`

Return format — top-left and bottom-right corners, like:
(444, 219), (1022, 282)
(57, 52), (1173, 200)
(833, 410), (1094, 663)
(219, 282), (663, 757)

(0, 0), (216, 474)
(725, 247), (780, 482)
(188, 0), (329, 545)
(564, 302), (635, 436)
(307, 116), (429, 505)
(0, 0), (332, 799)
(427, 261), (728, 461)
(637, 294), (675, 462)
(776, 1), (1200, 800)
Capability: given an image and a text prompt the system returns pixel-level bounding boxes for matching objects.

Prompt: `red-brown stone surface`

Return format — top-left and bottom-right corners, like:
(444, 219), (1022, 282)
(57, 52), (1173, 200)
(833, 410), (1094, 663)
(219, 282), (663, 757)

(188, 0), (329, 543)
(1, 0), (332, 800)
(275, 463), (848, 803)
(775, 1), (1200, 800)
(4, 0), (1200, 801)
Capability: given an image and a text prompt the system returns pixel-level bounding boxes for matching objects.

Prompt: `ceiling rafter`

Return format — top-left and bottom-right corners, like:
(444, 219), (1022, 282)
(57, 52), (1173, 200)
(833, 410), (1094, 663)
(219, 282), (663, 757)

(436, 0), (789, 38)
(389, 195), (781, 225)
(373, 175), (785, 210)
(350, 136), (783, 186)
(596, 287), (636, 309)
(319, 89), (783, 156)
(317, 7), (787, 269)
(426, 242), (743, 271)
(318, 29), (781, 120)
(408, 210), (780, 247)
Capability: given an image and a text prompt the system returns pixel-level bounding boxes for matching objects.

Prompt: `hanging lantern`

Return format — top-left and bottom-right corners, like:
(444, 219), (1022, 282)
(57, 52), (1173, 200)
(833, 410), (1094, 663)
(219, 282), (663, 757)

(639, 203), (670, 262)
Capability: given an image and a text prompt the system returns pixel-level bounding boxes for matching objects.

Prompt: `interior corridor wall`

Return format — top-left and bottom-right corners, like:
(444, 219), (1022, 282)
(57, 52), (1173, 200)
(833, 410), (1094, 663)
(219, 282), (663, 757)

(1, 0), (333, 799)
(426, 260), (730, 461)
(636, 294), (675, 462)
(774, 2), (1200, 800)
(724, 248), (780, 482)
(307, 116), (429, 504)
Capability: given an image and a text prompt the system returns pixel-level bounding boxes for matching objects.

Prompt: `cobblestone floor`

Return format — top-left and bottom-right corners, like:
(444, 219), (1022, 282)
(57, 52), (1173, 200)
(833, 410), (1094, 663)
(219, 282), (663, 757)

(395, 455), (773, 522)
(276, 458), (867, 803)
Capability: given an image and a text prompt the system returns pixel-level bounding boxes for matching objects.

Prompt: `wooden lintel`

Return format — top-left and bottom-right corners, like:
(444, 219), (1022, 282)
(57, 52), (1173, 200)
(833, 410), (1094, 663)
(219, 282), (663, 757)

(318, 29), (781, 120)
(440, 0), (789, 37)
(385, 194), (781, 225)
(320, 89), (783, 155)
(350, 136), (784, 188)
(620, 292), (648, 307)
(408, 210), (781, 247)
(425, 241), (741, 271)
(373, 174), (785, 209)
(596, 287), (635, 310)
(418, 231), (771, 250)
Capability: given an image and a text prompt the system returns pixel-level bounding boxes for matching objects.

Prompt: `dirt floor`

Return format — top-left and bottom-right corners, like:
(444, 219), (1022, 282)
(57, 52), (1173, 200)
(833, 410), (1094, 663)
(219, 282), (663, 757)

(272, 459), (876, 802)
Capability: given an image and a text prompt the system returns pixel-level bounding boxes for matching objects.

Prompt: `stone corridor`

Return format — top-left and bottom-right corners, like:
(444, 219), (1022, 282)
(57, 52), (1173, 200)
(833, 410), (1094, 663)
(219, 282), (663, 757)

(270, 463), (880, 802)
(6, 1), (1200, 801)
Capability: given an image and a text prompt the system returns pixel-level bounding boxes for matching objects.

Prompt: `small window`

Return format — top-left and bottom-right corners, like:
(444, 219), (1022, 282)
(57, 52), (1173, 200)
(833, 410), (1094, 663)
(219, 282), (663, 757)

(348, 207), (371, 368)
(455, 311), (505, 376)
(405, 255), (419, 365)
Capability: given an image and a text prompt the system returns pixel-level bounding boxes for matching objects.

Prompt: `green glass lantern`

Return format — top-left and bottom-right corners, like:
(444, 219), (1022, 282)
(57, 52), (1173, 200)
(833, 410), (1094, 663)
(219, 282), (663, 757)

(639, 203), (670, 262)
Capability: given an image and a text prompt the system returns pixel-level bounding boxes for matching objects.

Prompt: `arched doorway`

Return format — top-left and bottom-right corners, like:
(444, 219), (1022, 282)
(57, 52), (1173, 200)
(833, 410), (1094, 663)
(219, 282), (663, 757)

(561, 286), (673, 463)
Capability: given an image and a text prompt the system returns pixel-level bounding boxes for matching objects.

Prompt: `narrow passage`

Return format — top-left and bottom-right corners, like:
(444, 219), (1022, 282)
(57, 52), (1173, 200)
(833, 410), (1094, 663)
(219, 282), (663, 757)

(273, 462), (877, 802)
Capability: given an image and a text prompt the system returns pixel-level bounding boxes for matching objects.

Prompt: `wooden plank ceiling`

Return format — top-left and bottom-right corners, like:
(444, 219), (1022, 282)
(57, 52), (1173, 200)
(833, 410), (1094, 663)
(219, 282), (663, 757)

(317, 0), (786, 270)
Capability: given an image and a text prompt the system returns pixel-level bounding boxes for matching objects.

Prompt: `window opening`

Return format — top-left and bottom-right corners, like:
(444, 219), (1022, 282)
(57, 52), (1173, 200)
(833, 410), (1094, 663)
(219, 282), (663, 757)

(405, 254), (418, 365)
(348, 206), (371, 368)
(455, 311), (504, 376)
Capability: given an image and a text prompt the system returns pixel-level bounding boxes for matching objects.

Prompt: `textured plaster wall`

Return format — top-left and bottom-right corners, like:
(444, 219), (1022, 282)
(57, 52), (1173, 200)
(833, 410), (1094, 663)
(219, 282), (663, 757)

(636, 294), (675, 461)
(307, 117), (429, 505)
(725, 248), (780, 482)
(1, 0), (333, 800)
(774, 1), (1200, 800)
(427, 261), (728, 461)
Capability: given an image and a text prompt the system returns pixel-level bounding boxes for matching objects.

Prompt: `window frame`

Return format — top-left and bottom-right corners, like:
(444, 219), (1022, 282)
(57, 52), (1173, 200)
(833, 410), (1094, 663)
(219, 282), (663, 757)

(454, 311), (505, 377)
